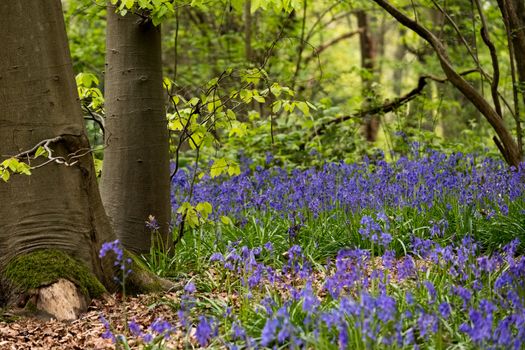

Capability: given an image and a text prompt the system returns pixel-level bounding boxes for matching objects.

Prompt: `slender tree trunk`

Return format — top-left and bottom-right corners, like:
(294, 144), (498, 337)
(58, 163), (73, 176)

(101, 6), (171, 254)
(244, 0), (253, 62)
(356, 11), (380, 142)
(508, 0), (525, 105)
(392, 28), (407, 96)
(0, 1), (114, 287)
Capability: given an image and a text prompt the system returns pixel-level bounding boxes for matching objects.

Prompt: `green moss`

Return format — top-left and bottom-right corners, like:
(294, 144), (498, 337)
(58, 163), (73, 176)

(4, 250), (106, 299)
(124, 249), (174, 294)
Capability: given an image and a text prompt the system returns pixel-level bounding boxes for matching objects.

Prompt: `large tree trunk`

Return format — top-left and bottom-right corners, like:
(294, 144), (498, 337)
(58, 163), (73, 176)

(356, 11), (380, 142)
(101, 6), (171, 254)
(0, 1), (114, 288)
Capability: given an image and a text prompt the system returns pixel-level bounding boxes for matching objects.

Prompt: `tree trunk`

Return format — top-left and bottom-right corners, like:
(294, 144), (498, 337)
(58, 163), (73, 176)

(372, 0), (522, 167)
(101, 6), (171, 254)
(508, 0), (525, 105)
(244, 0), (254, 62)
(0, 0), (115, 287)
(356, 11), (380, 142)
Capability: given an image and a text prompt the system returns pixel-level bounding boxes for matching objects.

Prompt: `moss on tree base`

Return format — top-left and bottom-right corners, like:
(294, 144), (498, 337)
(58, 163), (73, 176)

(4, 249), (106, 300)
(124, 250), (176, 294)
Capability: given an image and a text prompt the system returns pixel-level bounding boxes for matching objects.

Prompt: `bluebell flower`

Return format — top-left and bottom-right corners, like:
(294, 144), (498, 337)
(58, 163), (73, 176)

(99, 315), (116, 343)
(196, 316), (213, 347)
(261, 318), (279, 346)
(210, 252), (224, 262)
(439, 302), (451, 319)
(150, 318), (174, 338)
(184, 282), (196, 294)
(128, 320), (142, 337)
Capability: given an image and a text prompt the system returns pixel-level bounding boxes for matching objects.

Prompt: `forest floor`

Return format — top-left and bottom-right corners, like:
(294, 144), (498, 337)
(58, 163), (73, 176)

(0, 292), (185, 350)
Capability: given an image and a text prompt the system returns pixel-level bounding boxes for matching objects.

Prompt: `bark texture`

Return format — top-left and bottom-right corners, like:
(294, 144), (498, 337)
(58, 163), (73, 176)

(0, 1), (114, 287)
(101, 7), (171, 254)
(507, 0), (525, 105)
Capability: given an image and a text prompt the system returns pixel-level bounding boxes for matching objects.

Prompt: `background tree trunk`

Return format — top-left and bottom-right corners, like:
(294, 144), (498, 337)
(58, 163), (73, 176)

(0, 0), (114, 287)
(101, 6), (171, 254)
(356, 11), (380, 142)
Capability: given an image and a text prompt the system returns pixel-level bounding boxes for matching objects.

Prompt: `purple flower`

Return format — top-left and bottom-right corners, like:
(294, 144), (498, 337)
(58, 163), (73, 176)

(145, 215), (160, 230)
(128, 320), (142, 336)
(439, 302), (451, 319)
(99, 240), (131, 280)
(423, 281), (437, 303)
(338, 324), (349, 350)
(196, 316), (213, 347)
(232, 322), (246, 340)
(99, 315), (116, 343)
(210, 252), (224, 262)
(184, 282), (196, 294)
(150, 318), (174, 338)
(261, 318), (279, 346)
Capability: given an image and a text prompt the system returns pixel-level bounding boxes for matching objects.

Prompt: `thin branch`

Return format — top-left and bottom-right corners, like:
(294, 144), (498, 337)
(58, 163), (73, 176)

(371, 0), (521, 166)
(82, 105), (105, 134)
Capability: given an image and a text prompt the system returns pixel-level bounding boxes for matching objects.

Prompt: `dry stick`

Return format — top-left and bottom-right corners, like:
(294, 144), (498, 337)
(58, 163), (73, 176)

(371, 0), (521, 167)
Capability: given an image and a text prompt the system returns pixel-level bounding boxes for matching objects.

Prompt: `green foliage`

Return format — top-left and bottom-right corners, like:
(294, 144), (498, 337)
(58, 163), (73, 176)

(4, 250), (106, 299)
(0, 158), (31, 182)
(176, 201), (213, 228)
(109, 0), (174, 25)
(76, 72), (104, 112)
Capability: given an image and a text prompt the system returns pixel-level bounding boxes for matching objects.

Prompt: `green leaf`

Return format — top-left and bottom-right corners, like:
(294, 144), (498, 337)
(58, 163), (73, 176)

(210, 158), (228, 178)
(272, 100), (282, 114)
(196, 201), (212, 219)
(229, 122), (248, 137)
(189, 97), (200, 106)
(296, 101), (310, 116)
(226, 109), (236, 120)
(2, 158), (18, 172)
(252, 94), (265, 103)
(16, 162), (31, 176)
(227, 161), (241, 176)
(1, 168), (10, 182)
(35, 146), (48, 159)
(220, 216), (233, 225)
(176, 202), (193, 214)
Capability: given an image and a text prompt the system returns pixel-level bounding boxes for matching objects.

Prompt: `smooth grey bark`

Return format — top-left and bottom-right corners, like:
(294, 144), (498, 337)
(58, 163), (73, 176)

(101, 6), (171, 254)
(0, 0), (115, 287)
